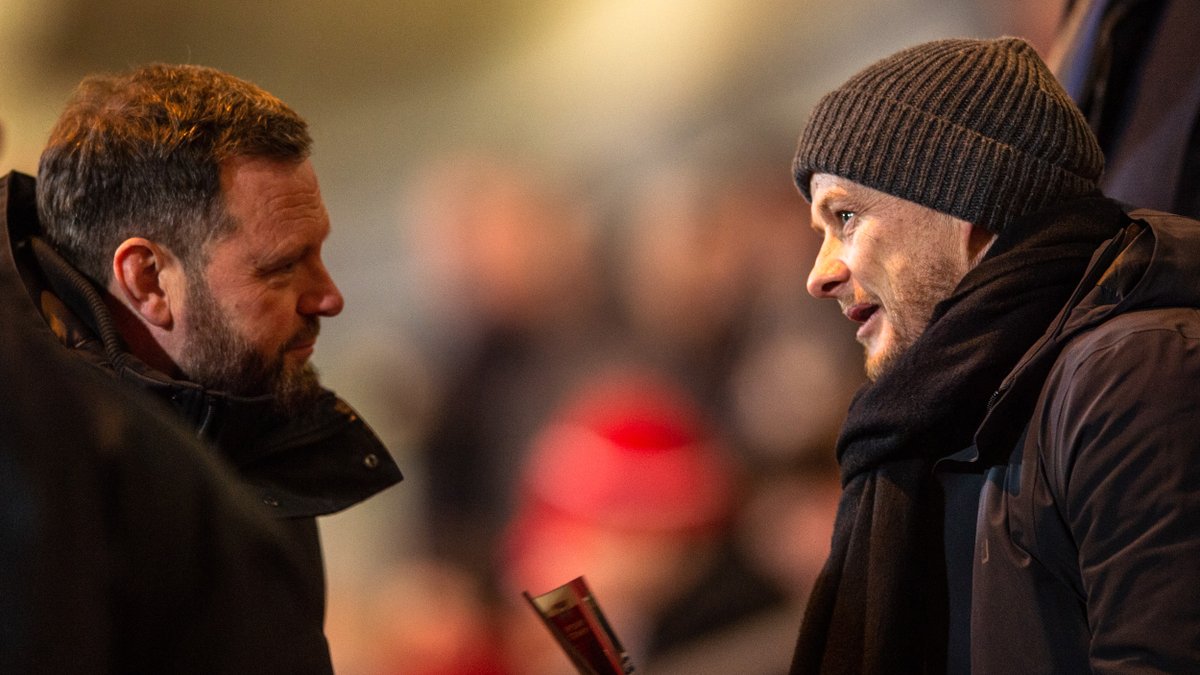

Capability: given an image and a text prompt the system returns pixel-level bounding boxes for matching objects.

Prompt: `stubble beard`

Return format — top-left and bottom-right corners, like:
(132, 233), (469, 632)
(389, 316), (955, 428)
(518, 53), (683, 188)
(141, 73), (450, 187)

(863, 256), (969, 382)
(180, 277), (324, 416)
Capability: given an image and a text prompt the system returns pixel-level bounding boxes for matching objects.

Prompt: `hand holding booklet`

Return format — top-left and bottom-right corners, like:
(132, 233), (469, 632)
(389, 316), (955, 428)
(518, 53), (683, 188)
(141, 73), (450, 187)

(523, 576), (636, 674)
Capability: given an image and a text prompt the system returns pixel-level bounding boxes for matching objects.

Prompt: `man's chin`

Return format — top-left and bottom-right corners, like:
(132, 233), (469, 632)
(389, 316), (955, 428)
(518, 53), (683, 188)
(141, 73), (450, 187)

(863, 342), (900, 382)
(273, 362), (324, 416)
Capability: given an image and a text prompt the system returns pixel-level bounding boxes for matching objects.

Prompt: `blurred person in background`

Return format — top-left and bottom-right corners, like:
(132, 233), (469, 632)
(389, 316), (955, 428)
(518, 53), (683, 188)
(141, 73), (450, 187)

(3, 64), (401, 671)
(614, 145), (859, 418)
(611, 141), (858, 482)
(1051, 0), (1200, 217)
(497, 368), (797, 675)
(610, 150), (853, 663)
(394, 155), (614, 591)
(792, 37), (1200, 673)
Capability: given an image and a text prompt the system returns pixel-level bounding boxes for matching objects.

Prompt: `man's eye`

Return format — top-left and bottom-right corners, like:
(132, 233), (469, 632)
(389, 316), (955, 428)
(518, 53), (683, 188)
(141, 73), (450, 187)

(837, 210), (855, 225)
(259, 259), (299, 277)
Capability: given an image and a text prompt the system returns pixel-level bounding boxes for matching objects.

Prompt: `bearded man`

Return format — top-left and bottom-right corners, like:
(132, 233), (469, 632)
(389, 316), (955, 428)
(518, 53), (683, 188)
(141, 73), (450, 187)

(1, 64), (401, 672)
(789, 38), (1200, 673)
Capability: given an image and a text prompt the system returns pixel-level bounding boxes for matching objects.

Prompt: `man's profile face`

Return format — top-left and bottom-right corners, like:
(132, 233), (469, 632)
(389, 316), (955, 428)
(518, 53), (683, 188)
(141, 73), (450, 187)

(806, 173), (976, 381)
(178, 156), (344, 412)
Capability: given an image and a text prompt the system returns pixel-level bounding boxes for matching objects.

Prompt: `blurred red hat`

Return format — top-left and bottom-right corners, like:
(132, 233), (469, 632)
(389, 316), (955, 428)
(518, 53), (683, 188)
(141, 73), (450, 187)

(518, 369), (737, 533)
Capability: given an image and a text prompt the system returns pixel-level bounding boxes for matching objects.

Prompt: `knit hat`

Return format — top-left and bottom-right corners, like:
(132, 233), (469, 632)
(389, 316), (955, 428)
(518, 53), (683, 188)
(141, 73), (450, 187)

(793, 37), (1104, 233)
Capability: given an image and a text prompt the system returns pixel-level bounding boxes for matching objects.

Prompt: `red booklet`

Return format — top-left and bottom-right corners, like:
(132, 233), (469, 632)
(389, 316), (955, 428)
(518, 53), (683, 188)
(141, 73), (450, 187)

(523, 576), (635, 674)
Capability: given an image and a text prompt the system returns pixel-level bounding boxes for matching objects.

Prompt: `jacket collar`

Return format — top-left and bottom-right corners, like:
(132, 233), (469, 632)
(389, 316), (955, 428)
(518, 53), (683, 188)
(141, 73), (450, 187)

(975, 206), (1200, 463)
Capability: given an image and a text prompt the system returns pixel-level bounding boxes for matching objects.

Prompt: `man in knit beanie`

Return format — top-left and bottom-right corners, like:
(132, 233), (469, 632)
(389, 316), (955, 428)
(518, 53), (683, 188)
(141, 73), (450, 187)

(789, 37), (1200, 673)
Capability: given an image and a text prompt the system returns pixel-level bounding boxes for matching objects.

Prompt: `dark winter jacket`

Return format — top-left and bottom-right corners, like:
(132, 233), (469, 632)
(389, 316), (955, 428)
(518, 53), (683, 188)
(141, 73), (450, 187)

(1, 170), (402, 672)
(1, 276), (337, 675)
(939, 207), (1200, 673)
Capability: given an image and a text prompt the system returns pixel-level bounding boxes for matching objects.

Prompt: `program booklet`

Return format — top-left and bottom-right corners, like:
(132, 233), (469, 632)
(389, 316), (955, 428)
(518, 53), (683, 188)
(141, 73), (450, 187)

(523, 576), (636, 674)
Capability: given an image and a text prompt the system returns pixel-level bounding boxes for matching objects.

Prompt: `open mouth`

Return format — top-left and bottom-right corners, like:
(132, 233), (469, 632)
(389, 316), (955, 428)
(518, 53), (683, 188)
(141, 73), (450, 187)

(845, 303), (879, 324)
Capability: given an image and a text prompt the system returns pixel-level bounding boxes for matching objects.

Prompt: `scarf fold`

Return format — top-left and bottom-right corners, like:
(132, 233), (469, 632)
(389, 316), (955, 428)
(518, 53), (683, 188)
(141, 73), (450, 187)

(789, 196), (1129, 674)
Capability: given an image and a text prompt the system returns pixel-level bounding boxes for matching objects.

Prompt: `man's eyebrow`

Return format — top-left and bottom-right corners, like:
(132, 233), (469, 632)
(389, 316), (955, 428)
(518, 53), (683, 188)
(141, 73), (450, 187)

(810, 191), (845, 232)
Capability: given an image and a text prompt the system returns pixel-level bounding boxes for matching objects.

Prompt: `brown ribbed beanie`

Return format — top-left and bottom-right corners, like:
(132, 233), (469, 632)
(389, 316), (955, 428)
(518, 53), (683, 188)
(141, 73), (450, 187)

(793, 37), (1104, 233)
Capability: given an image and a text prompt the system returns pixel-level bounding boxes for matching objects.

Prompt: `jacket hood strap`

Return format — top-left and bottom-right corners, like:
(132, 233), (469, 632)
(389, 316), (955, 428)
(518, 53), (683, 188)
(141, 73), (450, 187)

(28, 235), (129, 369)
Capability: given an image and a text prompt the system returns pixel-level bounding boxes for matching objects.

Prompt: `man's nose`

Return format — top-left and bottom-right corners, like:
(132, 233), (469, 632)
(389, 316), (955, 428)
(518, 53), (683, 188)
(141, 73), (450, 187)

(806, 239), (849, 299)
(301, 260), (345, 317)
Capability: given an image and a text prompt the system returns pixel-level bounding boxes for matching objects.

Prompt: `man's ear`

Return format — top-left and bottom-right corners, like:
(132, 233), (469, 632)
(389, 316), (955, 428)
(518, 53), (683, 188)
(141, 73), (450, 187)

(966, 223), (997, 268)
(110, 238), (182, 329)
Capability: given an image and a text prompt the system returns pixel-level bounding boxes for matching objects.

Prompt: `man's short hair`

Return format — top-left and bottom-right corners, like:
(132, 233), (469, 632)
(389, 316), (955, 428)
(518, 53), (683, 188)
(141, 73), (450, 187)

(37, 64), (312, 284)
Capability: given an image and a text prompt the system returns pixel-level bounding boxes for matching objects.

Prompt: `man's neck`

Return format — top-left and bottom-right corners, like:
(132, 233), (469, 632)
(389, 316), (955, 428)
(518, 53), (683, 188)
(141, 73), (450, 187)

(102, 289), (183, 378)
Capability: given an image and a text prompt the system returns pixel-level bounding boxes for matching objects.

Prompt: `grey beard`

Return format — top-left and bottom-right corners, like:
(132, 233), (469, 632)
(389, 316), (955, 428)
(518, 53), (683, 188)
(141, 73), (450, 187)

(180, 278), (324, 416)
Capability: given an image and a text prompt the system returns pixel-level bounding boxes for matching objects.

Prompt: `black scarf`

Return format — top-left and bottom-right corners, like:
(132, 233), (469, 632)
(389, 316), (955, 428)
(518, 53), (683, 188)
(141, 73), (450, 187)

(789, 196), (1129, 674)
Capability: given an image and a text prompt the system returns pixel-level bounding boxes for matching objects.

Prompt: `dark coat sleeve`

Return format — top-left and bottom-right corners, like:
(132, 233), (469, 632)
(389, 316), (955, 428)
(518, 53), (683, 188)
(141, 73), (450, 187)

(1041, 308), (1200, 673)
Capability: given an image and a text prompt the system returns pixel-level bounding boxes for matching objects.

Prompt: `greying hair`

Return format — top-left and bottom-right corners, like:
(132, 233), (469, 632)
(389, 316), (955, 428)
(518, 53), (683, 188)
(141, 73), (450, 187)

(37, 63), (312, 284)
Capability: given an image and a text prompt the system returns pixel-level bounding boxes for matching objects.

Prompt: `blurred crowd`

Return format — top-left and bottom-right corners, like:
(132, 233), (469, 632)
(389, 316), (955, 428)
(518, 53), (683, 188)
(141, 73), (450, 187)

(323, 143), (861, 674)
